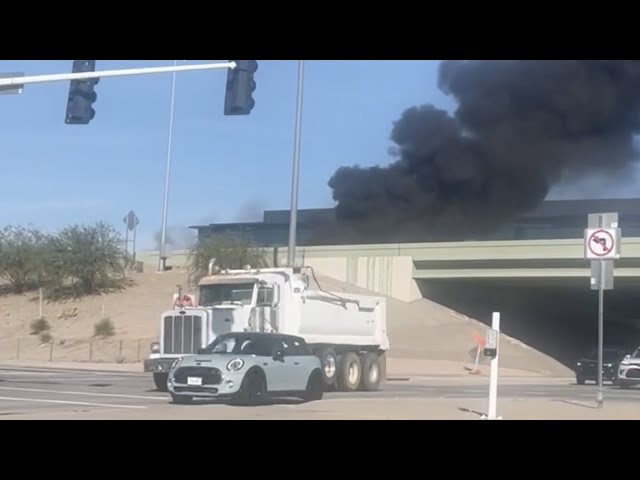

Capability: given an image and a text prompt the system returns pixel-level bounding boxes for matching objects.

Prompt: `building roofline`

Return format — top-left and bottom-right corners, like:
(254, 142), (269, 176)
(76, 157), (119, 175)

(190, 198), (640, 231)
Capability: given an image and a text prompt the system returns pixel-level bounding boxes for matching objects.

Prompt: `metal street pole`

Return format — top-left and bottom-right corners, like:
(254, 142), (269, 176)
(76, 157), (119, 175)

(597, 260), (604, 407)
(158, 60), (178, 272)
(287, 60), (306, 267)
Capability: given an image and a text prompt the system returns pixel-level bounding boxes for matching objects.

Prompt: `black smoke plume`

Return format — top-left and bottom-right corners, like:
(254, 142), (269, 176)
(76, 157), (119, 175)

(328, 60), (640, 242)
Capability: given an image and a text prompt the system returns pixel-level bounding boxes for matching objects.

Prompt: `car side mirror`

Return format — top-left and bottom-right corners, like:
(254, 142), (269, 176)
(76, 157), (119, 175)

(273, 350), (285, 362)
(197, 348), (206, 355)
(624, 354), (631, 359)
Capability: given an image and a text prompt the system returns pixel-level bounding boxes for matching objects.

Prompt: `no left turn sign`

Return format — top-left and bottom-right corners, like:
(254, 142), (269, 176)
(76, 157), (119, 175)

(585, 228), (619, 260)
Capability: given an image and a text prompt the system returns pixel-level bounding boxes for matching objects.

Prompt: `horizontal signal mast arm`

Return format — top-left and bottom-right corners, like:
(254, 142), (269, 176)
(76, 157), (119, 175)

(0, 61), (237, 88)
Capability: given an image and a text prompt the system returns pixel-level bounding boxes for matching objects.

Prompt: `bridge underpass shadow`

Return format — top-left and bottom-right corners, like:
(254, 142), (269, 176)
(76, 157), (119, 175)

(419, 279), (640, 368)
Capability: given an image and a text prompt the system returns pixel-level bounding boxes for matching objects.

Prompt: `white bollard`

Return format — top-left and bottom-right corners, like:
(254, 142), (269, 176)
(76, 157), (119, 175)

(482, 312), (502, 420)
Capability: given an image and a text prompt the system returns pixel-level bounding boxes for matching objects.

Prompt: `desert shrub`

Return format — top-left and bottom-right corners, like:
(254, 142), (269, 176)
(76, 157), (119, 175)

(0, 225), (49, 293)
(30, 317), (51, 335)
(38, 331), (53, 344)
(94, 318), (115, 338)
(48, 222), (125, 297)
(187, 234), (268, 284)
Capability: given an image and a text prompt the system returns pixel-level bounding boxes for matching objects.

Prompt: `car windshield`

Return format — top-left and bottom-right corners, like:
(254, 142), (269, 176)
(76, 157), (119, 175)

(585, 349), (625, 361)
(201, 334), (276, 357)
(199, 283), (255, 306)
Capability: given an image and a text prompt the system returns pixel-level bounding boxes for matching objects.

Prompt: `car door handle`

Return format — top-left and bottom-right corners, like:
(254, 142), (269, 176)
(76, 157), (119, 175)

(294, 362), (300, 366)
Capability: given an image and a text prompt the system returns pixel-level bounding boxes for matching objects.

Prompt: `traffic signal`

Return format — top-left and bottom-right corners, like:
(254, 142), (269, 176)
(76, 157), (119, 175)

(65, 60), (99, 125)
(224, 60), (258, 116)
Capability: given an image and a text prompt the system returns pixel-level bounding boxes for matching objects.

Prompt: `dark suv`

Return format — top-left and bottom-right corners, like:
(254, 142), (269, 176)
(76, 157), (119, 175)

(575, 347), (628, 385)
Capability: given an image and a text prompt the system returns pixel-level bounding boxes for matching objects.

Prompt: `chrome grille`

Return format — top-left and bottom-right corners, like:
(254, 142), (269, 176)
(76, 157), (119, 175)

(163, 314), (203, 354)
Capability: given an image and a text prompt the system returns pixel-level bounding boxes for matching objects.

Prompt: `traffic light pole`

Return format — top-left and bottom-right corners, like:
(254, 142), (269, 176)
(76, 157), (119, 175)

(0, 62), (237, 88)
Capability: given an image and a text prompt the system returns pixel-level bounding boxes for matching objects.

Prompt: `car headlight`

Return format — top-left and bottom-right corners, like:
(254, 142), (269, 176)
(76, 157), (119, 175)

(604, 363), (613, 368)
(171, 357), (183, 370)
(620, 361), (630, 366)
(226, 358), (245, 372)
(576, 362), (582, 366)
(150, 342), (160, 354)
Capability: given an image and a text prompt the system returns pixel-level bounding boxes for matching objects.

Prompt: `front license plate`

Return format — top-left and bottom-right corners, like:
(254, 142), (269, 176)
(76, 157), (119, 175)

(187, 377), (202, 386)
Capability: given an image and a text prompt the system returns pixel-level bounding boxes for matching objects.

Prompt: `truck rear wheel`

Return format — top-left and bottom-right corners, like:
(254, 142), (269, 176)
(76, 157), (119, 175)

(337, 352), (362, 392)
(360, 352), (381, 391)
(154, 372), (169, 392)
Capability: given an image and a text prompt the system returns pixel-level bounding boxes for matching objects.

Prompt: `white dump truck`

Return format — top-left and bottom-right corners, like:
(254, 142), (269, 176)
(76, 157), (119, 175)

(144, 261), (389, 393)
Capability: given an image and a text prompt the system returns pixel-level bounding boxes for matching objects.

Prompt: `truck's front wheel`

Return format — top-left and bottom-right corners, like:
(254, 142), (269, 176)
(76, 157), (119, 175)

(154, 372), (169, 392)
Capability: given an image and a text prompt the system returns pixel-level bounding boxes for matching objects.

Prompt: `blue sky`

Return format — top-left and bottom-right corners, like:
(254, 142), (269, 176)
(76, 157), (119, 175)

(0, 60), (451, 250)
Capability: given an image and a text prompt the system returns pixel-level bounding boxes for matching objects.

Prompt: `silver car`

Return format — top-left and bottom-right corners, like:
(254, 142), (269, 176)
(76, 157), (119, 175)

(167, 332), (325, 405)
(618, 346), (640, 388)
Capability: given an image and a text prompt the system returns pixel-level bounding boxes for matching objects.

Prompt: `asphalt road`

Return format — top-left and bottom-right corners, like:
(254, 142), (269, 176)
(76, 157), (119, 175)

(0, 366), (637, 418)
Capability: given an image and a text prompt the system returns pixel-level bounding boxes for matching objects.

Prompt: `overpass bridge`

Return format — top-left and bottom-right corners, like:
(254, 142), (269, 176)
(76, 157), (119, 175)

(138, 236), (640, 302)
(270, 237), (640, 301)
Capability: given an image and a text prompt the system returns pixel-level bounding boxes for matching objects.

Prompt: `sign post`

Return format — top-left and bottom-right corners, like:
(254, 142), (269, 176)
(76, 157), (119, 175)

(123, 210), (140, 263)
(584, 213), (621, 408)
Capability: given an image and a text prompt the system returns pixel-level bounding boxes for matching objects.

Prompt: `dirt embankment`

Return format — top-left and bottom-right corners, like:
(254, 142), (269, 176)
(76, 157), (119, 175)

(0, 267), (571, 376)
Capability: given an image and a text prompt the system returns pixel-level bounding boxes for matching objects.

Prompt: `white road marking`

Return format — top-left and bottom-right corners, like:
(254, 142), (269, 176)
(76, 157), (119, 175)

(0, 386), (166, 401)
(0, 395), (147, 409)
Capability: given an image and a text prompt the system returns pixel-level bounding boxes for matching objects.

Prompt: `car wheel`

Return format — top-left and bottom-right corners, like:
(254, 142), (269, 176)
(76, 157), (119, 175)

(303, 369), (325, 402)
(234, 369), (267, 406)
(359, 352), (381, 391)
(337, 352), (362, 392)
(576, 375), (585, 385)
(316, 348), (338, 387)
(154, 372), (169, 392)
(171, 394), (193, 404)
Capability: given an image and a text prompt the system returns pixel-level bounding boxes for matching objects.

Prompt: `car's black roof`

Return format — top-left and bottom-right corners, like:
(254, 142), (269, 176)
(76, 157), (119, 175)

(216, 331), (306, 344)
